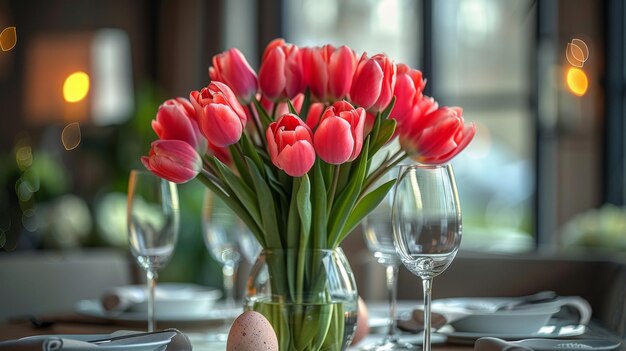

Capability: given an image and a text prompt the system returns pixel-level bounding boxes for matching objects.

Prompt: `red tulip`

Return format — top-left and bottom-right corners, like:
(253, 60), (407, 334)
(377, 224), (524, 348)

(302, 45), (357, 101)
(391, 63), (426, 126)
(314, 101), (365, 164)
(349, 53), (396, 112)
(259, 39), (305, 101)
(141, 140), (202, 184)
(151, 98), (208, 153)
(399, 103), (476, 164)
(209, 48), (258, 104)
(190, 82), (247, 147)
(266, 114), (316, 177)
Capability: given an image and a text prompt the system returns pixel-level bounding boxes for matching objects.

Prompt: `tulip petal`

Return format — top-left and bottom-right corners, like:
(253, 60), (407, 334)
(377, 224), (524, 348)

(314, 117), (354, 164)
(202, 104), (244, 147)
(350, 59), (383, 109)
(276, 140), (316, 177)
(259, 47), (286, 100)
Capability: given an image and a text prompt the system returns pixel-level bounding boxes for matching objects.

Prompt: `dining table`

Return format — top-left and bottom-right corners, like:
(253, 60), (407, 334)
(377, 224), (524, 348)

(0, 302), (623, 351)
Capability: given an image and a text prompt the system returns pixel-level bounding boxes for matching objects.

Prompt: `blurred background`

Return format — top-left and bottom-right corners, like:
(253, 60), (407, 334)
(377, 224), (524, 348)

(0, 0), (624, 294)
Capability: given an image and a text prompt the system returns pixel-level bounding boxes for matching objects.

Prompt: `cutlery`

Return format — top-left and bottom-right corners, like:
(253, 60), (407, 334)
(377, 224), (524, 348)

(494, 291), (558, 311)
(475, 337), (621, 351)
(89, 330), (177, 344)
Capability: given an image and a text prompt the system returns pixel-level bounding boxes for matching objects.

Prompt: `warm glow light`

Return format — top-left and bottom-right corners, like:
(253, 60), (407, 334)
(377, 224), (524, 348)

(63, 71), (90, 103)
(566, 67), (588, 96)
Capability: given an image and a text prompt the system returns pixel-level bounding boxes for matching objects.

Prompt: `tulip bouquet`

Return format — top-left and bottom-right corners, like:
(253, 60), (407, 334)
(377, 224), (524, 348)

(141, 38), (475, 350)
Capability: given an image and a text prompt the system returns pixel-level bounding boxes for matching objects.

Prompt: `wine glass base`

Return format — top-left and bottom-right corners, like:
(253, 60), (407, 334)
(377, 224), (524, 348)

(361, 340), (418, 351)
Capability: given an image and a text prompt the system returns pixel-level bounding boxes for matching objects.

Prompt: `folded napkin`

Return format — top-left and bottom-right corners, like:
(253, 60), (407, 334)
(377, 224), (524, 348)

(0, 329), (192, 351)
(100, 283), (221, 313)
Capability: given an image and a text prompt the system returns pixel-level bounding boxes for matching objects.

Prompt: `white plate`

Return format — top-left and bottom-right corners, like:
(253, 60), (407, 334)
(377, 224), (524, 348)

(440, 320), (587, 344)
(100, 283), (222, 316)
(76, 299), (242, 323)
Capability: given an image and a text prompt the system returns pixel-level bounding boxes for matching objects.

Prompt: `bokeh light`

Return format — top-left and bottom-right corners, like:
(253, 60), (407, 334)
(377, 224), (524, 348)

(61, 122), (82, 150)
(63, 71), (90, 103)
(566, 67), (588, 96)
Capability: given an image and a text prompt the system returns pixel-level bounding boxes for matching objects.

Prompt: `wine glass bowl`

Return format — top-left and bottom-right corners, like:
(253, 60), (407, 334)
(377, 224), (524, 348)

(127, 170), (179, 332)
(202, 189), (260, 308)
(392, 164), (462, 351)
(361, 170), (415, 351)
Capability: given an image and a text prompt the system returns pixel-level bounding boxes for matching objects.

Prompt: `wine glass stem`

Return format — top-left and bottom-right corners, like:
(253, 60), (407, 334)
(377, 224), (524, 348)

(223, 261), (238, 308)
(422, 277), (433, 351)
(384, 264), (400, 343)
(147, 269), (158, 332)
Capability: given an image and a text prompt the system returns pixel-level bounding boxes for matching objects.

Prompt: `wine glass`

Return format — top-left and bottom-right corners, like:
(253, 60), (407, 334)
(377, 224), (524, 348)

(361, 170), (415, 351)
(127, 170), (180, 332)
(202, 189), (260, 308)
(392, 164), (462, 351)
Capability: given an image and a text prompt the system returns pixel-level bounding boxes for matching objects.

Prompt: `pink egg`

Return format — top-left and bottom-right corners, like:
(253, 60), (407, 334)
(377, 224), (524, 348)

(351, 297), (370, 345)
(227, 311), (278, 351)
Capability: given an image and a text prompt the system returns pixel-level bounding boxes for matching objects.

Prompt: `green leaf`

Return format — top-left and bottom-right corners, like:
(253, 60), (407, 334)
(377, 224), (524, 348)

(370, 118), (397, 155)
(287, 99), (298, 115)
(300, 89), (312, 123)
(245, 157), (282, 249)
(196, 174), (266, 247)
(338, 179), (396, 242)
(210, 157), (263, 230)
(228, 144), (254, 186)
(312, 161), (327, 250)
(264, 164), (289, 204)
(252, 98), (273, 128)
(286, 178), (301, 250)
(241, 133), (264, 172)
(327, 139), (370, 247)
(380, 96), (396, 120)
(296, 174), (312, 238)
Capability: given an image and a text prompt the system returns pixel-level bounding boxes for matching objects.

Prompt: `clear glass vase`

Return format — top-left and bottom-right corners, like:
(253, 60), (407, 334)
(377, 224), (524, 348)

(245, 248), (358, 351)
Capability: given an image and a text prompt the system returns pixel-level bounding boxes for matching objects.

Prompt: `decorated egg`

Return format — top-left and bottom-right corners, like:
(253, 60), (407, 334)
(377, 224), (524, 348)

(351, 296), (370, 345)
(227, 311), (278, 351)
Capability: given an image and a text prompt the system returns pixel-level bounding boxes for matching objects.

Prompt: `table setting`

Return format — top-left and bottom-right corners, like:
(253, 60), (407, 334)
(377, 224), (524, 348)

(1, 37), (623, 351)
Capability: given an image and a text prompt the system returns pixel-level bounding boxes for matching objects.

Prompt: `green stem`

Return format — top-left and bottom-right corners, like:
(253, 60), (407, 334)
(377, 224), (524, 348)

(247, 104), (267, 150)
(271, 101), (278, 119)
(361, 152), (409, 198)
(326, 164), (341, 216)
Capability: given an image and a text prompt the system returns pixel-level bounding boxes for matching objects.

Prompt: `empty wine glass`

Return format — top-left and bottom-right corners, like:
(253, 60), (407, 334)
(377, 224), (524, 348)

(202, 189), (260, 308)
(362, 170), (415, 351)
(127, 170), (180, 332)
(392, 164), (462, 351)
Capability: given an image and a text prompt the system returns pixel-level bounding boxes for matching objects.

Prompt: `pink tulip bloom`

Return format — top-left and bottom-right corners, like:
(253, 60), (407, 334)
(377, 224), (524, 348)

(209, 48), (258, 104)
(391, 63), (426, 126)
(349, 53), (396, 112)
(314, 101), (366, 164)
(399, 103), (476, 164)
(302, 45), (357, 102)
(141, 140), (202, 184)
(266, 113), (316, 177)
(190, 82), (247, 147)
(151, 98), (208, 153)
(259, 39), (305, 101)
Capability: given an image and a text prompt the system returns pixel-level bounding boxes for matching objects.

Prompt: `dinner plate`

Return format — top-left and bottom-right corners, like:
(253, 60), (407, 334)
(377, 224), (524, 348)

(75, 299), (242, 323)
(440, 319), (587, 344)
(100, 283), (222, 315)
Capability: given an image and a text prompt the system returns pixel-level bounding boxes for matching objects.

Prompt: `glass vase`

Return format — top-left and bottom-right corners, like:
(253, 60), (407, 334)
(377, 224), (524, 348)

(245, 248), (358, 351)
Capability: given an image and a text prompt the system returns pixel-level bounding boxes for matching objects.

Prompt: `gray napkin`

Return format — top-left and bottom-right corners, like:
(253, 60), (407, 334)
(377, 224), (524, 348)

(0, 329), (192, 351)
